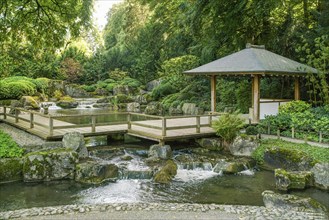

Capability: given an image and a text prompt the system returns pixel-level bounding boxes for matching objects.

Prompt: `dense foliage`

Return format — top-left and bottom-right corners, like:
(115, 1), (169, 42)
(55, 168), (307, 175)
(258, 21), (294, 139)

(0, 0), (328, 112)
(252, 139), (329, 164)
(260, 101), (329, 142)
(0, 130), (24, 158)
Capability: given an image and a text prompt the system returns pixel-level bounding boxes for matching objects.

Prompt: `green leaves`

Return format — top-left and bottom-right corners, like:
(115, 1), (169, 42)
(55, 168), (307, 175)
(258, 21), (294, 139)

(212, 112), (245, 145)
(0, 130), (24, 158)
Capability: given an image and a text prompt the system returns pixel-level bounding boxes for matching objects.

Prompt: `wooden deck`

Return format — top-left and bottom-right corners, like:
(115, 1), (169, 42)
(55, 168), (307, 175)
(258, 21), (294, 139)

(0, 107), (220, 144)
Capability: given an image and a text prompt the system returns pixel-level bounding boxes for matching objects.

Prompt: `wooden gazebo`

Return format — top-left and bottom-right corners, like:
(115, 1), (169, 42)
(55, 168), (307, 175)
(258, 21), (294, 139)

(184, 44), (317, 123)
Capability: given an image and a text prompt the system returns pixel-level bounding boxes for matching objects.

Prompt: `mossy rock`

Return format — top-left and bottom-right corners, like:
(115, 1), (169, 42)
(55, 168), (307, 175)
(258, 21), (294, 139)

(20, 96), (40, 110)
(23, 148), (78, 182)
(56, 96), (78, 109)
(263, 147), (315, 171)
(0, 158), (23, 183)
(116, 94), (134, 103)
(153, 160), (178, 184)
(275, 168), (313, 191)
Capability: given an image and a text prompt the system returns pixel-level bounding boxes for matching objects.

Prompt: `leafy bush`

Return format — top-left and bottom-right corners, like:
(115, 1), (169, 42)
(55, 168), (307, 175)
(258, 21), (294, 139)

(0, 130), (24, 158)
(245, 125), (258, 135)
(279, 100), (311, 114)
(152, 82), (178, 100)
(212, 112), (245, 148)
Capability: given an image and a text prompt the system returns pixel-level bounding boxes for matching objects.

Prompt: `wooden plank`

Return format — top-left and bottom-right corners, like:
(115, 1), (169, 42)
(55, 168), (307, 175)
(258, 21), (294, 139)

(211, 75), (217, 112)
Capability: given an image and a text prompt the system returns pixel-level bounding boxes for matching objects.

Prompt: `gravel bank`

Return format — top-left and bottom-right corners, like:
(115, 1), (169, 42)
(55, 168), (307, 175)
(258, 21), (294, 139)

(1, 203), (327, 220)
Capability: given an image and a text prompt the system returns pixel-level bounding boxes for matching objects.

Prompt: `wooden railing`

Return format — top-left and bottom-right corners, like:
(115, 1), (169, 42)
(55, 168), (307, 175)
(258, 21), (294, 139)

(0, 106), (222, 138)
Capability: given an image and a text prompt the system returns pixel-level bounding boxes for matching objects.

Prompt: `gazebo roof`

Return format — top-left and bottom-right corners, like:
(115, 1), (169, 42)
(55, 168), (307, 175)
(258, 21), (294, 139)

(184, 44), (317, 76)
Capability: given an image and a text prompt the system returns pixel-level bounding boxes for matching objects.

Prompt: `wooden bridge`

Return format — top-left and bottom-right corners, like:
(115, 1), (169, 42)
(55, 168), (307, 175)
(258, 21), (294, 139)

(0, 107), (221, 144)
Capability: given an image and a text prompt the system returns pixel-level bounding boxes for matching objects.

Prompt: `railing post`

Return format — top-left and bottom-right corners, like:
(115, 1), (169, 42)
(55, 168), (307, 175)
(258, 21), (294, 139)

(30, 113), (34, 128)
(127, 113), (131, 130)
(49, 117), (54, 136)
(267, 122), (271, 135)
(15, 109), (19, 123)
(162, 117), (167, 137)
(3, 107), (6, 119)
(277, 129), (280, 138)
(319, 131), (322, 143)
(91, 116), (96, 133)
(196, 116), (201, 133)
(292, 127), (295, 139)
(208, 114), (212, 126)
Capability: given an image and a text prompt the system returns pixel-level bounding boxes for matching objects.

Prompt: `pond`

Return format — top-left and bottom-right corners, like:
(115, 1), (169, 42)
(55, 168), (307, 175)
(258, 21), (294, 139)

(1, 144), (328, 212)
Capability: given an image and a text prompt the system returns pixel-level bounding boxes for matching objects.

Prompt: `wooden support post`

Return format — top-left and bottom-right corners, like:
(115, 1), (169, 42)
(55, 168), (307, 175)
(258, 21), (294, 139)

(319, 131), (322, 143)
(294, 78), (300, 100)
(91, 116), (96, 133)
(292, 127), (295, 139)
(3, 107), (6, 119)
(252, 75), (260, 123)
(211, 75), (217, 112)
(49, 117), (53, 136)
(267, 122), (271, 135)
(30, 113), (34, 129)
(127, 113), (131, 130)
(208, 114), (212, 126)
(277, 129), (280, 138)
(15, 109), (19, 123)
(159, 140), (165, 146)
(162, 118), (167, 137)
(196, 116), (201, 133)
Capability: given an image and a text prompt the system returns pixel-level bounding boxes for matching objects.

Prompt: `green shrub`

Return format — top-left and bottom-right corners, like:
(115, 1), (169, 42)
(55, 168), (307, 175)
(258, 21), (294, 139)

(212, 112), (245, 148)
(82, 85), (97, 92)
(279, 100), (311, 114)
(152, 82), (177, 100)
(245, 125), (258, 135)
(0, 130), (24, 158)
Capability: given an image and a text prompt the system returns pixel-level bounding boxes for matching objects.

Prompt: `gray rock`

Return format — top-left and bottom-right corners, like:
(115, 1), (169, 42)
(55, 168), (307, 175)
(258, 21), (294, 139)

(213, 158), (256, 174)
(134, 95), (148, 104)
(9, 100), (23, 114)
(169, 107), (183, 116)
(0, 158), (23, 183)
(148, 145), (173, 160)
(119, 169), (153, 179)
(113, 85), (131, 95)
(146, 79), (162, 91)
(127, 102), (140, 112)
(62, 132), (88, 159)
(311, 163), (329, 190)
(196, 138), (223, 151)
(92, 103), (114, 109)
(263, 147), (315, 171)
(229, 136), (259, 156)
(64, 85), (89, 98)
(262, 190), (327, 213)
(20, 96), (40, 110)
(144, 102), (163, 115)
(275, 169), (313, 191)
(56, 100), (78, 109)
(75, 161), (119, 184)
(23, 148), (78, 182)
(182, 103), (204, 115)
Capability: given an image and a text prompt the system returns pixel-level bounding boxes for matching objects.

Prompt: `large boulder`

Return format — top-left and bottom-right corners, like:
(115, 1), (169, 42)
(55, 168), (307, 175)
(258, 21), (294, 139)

(148, 144), (173, 160)
(56, 99), (78, 109)
(262, 190), (328, 213)
(213, 158), (256, 174)
(23, 148), (78, 182)
(75, 161), (119, 184)
(62, 132), (88, 159)
(153, 160), (178, 184)
(146, 79), (162, 91)
(144, 102), (163, 115)
(311, 163), (329, 191)
(168, 107), (183, 116)
(0, 158), (23, 183)
(113, 85), (131, 95)
(229, 136), (259, 156)
(64, 84), (89, 98)
(127, 102), (140, 112)
(263, 147), (315, 171)
(182, 103), (204, 115)
(9, 100), (23, 114)
(134, 95), (148, 104)
(196, 138), (223, 151)
(275, 169), (313, 191)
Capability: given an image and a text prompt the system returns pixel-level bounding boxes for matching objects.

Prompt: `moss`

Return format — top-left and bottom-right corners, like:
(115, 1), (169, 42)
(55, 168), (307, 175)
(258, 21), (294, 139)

(0, 158), (23, 182)
(25, 148), (74, 157)
(153, 160), (178, 184)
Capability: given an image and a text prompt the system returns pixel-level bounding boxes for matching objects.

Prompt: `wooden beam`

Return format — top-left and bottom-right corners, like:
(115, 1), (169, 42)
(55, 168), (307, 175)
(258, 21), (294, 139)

(252, 75), (260, 123)
(211, 75), (217, 112)
(294, 78), (300, 100)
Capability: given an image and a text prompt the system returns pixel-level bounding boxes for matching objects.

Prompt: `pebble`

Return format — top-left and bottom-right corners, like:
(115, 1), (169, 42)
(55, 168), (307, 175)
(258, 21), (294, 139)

(0, 203), (327, 220)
